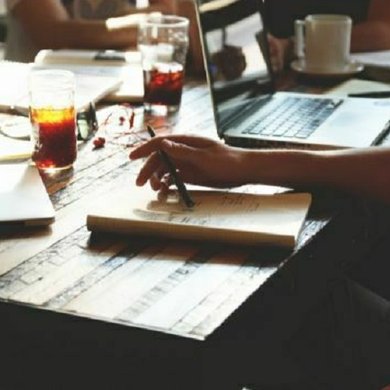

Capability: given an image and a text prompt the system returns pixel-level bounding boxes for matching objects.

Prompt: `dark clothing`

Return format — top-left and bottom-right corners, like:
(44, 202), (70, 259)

(264, 0), (371, 38)
(288, 278), (390, 390)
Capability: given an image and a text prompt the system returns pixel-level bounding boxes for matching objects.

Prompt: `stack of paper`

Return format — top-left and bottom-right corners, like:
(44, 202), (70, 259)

(35, 49), (141, 65)
(351, 50), (390, 82)
(0, 60), (122, 114)
(325, 78), (390, 97)
(34, 49), (144, 103)
(0, 113), (32, 162)
(351, 50), (390, 69)
(0, 136), (32, 161)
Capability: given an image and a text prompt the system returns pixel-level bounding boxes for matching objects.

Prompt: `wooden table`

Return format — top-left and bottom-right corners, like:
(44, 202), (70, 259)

(0, 78), (388, 390)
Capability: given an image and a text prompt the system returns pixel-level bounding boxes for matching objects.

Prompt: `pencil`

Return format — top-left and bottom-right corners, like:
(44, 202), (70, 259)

(146, 125), (195, 209)
(348, 91), (390, 98)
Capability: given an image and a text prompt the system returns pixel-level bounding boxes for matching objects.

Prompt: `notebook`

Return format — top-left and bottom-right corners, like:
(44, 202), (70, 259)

(34, 49), (144, 103)
(0, 60), (122, 115)
(0, 164), (55, 226)
(194, 0), (390, 149)
(87, 185), (312, 249)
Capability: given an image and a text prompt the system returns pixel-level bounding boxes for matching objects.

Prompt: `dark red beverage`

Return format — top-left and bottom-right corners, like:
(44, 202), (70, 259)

(30, 107), (77, 170)
(144, 62), (184, 109)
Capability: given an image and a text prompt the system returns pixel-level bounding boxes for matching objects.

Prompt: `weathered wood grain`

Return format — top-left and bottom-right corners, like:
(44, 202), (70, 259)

(0, 82), (332, 341)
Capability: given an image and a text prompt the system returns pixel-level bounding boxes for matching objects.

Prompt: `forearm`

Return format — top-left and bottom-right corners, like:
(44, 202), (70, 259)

(241, 148), (322, 188)
(29, 18), (138, 50)
(352, 21), (390, 52)
(241, 147), (390, 203)
(131, 135), (390, 204)
(11, 0), (144, 51)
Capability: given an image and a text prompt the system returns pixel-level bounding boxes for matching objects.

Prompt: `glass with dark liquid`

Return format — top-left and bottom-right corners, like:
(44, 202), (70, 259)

(29, 70), (77, 171)
(138, 15), (189, 115)
(143, 62), (184, 112)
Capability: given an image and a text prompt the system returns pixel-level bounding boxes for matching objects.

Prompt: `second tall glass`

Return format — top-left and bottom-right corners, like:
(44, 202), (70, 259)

(138, 14), (189, 115)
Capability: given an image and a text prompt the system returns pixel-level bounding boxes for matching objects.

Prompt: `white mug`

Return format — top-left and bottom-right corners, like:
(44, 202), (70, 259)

(294, 14), (352, 72)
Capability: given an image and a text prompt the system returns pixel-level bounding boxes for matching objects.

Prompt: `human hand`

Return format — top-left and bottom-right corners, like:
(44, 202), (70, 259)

(129, 135), (249, 190)
(106, 12), (155, 29)
(267, 34), (292, 73)
(212, 44), (247, 80)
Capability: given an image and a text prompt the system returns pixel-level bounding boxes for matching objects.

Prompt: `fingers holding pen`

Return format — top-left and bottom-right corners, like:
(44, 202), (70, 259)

(149, 165), (170, 191)
(135, 151), (165, 187)
(135, 139), (194, 188)
(130, 134), (240, 189)
(131, 137), (198, 186)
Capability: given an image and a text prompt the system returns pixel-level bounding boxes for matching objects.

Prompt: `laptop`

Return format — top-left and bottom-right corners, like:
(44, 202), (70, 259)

(0, 164), (55, 227)
(194, 0), (390, 149)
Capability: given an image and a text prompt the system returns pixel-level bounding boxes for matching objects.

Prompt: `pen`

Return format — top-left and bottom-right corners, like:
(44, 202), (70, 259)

(348, 91), (390, 98)
(146, 125), (195, 209)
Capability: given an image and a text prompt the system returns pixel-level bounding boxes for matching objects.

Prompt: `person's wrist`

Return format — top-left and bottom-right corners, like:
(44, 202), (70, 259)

(234, 148), (260, 185)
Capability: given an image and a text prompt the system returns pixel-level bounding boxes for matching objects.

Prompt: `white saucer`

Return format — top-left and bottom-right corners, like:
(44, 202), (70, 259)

(291, 59), (364, 77)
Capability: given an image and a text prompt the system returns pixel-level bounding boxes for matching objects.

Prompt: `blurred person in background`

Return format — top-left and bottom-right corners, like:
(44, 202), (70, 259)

(5, 0), (203, 74)
(264, 0), (390, 72)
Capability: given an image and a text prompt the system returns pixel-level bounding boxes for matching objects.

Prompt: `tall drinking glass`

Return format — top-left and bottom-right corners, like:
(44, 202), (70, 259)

(29, 70), (77, 171)
(138, 14), (189, 115)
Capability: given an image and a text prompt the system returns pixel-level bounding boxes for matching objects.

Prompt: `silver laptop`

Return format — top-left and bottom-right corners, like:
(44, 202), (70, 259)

(0, 164), (55, 227)
(195, 0), (390, 149)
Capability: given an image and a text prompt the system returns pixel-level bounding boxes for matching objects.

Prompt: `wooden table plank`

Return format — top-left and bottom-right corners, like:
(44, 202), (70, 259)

(0, 82), (340, 344)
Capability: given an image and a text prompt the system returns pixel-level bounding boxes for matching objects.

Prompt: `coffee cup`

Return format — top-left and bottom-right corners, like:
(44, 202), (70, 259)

(294, 14), (352, 73)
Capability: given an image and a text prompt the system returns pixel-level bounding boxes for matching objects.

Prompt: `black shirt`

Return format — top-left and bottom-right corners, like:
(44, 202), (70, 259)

(264, 0), (371, 38)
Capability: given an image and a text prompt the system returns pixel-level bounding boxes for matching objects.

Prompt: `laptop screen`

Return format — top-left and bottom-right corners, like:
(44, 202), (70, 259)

(195, 0), (273, 133)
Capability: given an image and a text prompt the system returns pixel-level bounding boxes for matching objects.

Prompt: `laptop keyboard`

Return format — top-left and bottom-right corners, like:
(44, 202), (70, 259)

(242, 96), (342, 139)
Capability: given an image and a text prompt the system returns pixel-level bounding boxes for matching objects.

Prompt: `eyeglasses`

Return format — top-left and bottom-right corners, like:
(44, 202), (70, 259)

(82, 103), (150, 148)
(0, 102), (148, 147)
(76, 102), (98, 141)
(98, 103), (147, 147)
(77, 102), (172, 148)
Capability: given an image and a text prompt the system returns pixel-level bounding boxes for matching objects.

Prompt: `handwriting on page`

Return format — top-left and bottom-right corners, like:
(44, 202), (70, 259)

(134, 192), (281, 231)
(87, 186), (311, 247)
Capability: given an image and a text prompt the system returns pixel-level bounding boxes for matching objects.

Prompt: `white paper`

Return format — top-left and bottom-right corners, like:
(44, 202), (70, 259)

(351, 50), (390, 69)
